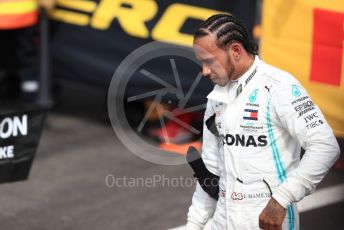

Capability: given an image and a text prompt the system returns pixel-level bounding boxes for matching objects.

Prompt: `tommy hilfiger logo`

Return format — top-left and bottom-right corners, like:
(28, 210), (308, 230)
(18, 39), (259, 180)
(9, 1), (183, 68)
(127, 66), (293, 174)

(243, 109), (258, 121)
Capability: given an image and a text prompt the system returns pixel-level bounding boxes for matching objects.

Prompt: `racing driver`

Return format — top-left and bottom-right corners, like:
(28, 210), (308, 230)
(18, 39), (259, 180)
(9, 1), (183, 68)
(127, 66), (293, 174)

(186, 14), (340, 230)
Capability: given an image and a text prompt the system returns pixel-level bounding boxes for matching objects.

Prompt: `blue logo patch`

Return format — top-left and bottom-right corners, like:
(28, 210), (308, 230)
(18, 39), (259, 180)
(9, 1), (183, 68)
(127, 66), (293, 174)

(249, 89), (259, 102)
(292, 85), (301, 97)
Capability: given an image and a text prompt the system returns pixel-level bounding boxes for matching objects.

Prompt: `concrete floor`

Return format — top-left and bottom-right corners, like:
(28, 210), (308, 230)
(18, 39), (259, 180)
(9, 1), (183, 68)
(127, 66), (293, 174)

(0, 107), (342, 230)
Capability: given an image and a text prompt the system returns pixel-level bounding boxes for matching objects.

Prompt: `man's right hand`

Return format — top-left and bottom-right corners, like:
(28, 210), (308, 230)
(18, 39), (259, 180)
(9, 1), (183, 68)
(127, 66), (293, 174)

(259, 198), (286, 230)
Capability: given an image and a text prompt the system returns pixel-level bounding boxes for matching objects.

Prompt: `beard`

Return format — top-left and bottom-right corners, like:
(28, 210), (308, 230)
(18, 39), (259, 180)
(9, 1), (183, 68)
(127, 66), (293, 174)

(226, 55), (236, 81)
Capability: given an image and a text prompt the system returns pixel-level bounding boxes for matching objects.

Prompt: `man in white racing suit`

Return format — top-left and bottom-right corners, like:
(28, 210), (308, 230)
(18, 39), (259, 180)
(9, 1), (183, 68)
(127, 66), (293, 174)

(186, 14), (340, 230)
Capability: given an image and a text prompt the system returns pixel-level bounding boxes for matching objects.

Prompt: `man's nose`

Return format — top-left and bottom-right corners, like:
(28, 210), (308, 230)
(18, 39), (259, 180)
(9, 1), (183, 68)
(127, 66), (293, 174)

(202, 66), (211, 76)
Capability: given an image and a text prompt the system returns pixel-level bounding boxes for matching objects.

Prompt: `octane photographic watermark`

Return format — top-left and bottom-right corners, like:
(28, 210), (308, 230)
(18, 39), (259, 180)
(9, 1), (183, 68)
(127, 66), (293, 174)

(107, 42), (214, 165)
(105, 174), (219, 188)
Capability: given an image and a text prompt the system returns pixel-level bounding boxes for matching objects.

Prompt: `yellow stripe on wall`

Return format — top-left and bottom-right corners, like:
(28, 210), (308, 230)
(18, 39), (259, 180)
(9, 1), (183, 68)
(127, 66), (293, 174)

(0, 1), (38, 14)
(49, 9), (90, 26)
(57, 0), (96, 13)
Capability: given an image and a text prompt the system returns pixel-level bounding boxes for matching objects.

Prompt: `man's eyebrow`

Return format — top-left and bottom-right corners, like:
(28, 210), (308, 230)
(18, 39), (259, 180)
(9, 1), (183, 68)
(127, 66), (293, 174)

(201, 58), (215, 62)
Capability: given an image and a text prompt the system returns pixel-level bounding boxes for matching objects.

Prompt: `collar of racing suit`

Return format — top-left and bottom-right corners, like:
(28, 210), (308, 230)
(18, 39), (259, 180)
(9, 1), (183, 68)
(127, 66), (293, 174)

(207, 55), (261, 104)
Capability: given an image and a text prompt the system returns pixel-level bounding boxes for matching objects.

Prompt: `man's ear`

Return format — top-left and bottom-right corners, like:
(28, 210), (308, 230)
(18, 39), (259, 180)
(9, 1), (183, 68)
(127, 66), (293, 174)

(229, 42), (242, 61)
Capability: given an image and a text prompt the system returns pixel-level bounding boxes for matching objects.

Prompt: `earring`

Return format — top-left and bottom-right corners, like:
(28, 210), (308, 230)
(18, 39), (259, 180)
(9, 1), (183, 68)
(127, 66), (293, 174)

(236, 56), (240, 61)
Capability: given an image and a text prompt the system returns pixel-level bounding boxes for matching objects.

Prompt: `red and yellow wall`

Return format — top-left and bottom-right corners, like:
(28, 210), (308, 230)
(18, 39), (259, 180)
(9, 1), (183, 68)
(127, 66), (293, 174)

(261, 0), (344, 137)
(0, 0), (38, 29)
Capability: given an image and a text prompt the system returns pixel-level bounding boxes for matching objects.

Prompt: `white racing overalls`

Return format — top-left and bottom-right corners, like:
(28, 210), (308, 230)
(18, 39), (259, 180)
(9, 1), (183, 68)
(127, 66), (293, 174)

(187, 56), (340, 230)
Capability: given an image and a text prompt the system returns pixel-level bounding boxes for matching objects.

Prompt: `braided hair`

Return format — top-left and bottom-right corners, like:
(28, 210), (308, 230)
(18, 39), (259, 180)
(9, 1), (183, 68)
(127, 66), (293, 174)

(194, 14), (258, 55)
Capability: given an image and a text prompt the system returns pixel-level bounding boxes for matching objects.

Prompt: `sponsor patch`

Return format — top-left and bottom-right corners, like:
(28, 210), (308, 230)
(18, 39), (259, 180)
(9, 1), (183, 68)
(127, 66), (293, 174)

(246, 102), (259, 107)
(303, 112), (318, 123)
(292, 85), (302, 97)
(306, 120), (324, 129)
(297, 106), (315, 118)
(245, 67), (257, 85)
(294, 100), (314, 112)
(264, 85), (272, 93)
(291, 96), (309, 105)
(240, 124), (264, 132)
(243, 109), (258, 121)
(220, 134), (267, 147)
(230, 192), (271, 200)
(249, 89), (259, 102)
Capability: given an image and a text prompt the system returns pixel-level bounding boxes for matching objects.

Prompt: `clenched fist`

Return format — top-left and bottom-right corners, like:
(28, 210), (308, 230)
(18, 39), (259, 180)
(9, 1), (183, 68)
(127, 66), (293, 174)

(259, 198), (286, 230)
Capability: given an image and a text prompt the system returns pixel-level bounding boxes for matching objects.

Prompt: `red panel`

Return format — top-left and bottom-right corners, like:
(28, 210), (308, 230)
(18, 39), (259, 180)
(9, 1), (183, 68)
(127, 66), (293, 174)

(310, 9), (344, 86)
